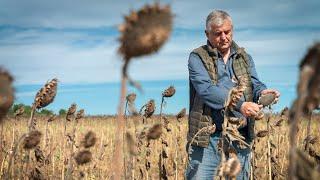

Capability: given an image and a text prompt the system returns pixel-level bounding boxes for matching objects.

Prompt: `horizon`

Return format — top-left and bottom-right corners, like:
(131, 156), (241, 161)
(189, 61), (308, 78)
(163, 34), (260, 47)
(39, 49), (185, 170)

(14, 78), (296, 115)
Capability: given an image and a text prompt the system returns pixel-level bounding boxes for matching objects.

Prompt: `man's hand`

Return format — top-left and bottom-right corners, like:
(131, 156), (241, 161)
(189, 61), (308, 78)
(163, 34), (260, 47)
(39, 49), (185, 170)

(240, 102), (263, 117)
(260, 89), (281, 103)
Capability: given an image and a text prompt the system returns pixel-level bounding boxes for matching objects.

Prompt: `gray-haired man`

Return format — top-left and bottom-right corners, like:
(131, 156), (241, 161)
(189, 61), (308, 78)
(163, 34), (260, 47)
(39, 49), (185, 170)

(185, 10), (280, 179)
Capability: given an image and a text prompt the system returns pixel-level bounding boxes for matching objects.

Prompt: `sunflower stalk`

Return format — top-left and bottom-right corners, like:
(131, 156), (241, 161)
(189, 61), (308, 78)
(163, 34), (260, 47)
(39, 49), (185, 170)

(112, 63), (128, 179)
(124, 100), (128, 118)
(289, 43), (320, 180)
(114, 3), (172, 178)
(267, 108), (272, 180)
(216, 76), (248, 179)
(27, 105), (36, 132)
(25, 78), (58, 177)
(6, 134), (27, 179)
(159, 96), (165, 121)
(65, 114), (79, 179)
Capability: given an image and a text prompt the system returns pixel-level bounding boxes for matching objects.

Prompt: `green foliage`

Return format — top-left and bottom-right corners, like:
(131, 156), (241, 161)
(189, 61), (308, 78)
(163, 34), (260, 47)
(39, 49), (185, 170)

(8, 104), (18, 115)
(8, 103), (32, 116)
(38, 109), (54, 116)
(8, 103), (54, 116)
(59, 109), (67, 116)
(25, 105), (32, 114)
(12, 104), (22, 113)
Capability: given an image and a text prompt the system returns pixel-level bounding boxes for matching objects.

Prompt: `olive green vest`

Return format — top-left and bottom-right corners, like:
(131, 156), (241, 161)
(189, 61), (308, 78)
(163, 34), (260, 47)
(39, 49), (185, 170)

(188, 41), (254, 147)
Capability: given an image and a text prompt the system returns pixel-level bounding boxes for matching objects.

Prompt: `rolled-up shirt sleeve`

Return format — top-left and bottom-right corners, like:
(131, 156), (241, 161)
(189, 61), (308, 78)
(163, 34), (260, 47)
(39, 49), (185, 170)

(247, 55), (267, 102)
(188, 51), (266, 111)
(188, 52), (230, 110)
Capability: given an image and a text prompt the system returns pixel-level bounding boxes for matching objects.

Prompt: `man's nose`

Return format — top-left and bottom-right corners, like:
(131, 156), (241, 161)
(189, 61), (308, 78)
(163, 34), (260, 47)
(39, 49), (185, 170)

(221, 32), (226, 40)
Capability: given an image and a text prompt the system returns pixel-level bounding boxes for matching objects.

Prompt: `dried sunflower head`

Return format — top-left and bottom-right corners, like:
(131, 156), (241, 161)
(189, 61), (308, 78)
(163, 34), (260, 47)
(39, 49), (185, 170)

(67, 103), (77, 115)
(256, 130), (269, 138)
(226, 157), (241, 177)
(66, 103), (77, 121)
(280, 107), (289, 117)
(274, 118), (284, 127)
(126, 93), (136, 104)
(217, 157), (241, 178)
(295, 149), (320, 179)
(81, 131), (96, 148)
(226, 76), (247, 109)
(74, 150), (92, 165)
(0, 68), (14, 121)
(34, 78), (58, 109)
(146, 123), (162, 140)
(304, 135), (319, 145)
(176, 108), (186, 120)
(118, 3), (173, 61)
(47, 114), (57, 122)
(23, 130), (42, 149)
(298, 43), (320, 115)
(126, 93), (138, 115)
(258, 93), (277, 107)
(162, 86), (175, 97)
(75, 109), (85, 120)
(14, 105), (25, 117)
(144, 99), (155, 118)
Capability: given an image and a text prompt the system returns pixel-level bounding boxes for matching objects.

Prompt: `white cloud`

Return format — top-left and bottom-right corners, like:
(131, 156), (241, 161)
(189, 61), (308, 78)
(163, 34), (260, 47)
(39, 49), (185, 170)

(0, 31), (121, 84)
(0, 0), (319, 29)
(1, 26), (320, 84)
(0, 0), (319, 84)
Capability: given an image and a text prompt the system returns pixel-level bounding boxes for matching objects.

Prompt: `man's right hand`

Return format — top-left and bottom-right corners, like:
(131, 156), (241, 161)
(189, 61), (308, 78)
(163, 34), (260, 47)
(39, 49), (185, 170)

(240, 102), (263, 117)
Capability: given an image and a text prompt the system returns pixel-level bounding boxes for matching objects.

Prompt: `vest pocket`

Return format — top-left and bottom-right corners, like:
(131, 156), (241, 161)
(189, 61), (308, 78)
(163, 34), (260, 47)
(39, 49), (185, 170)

(189, 111), (210, 134)
(188, 111), (213, 147)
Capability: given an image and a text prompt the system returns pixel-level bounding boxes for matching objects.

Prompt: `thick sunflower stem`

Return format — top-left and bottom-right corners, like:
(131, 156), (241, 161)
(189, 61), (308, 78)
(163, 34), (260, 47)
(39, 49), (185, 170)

(112, 60), (129, 179)
(289, 98), (303, 180)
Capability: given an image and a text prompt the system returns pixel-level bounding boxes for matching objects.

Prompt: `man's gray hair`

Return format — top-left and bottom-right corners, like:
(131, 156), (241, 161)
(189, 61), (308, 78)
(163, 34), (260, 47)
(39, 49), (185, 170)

(206, 10), (233, 31)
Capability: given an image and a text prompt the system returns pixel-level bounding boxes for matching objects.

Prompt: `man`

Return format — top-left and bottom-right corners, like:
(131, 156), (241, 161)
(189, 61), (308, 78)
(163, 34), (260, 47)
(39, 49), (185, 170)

(185, 10), (280, 179)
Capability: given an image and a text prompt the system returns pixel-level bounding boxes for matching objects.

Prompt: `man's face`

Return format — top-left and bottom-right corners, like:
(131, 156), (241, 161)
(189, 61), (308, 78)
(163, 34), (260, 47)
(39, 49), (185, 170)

(206, 19), (233, 53)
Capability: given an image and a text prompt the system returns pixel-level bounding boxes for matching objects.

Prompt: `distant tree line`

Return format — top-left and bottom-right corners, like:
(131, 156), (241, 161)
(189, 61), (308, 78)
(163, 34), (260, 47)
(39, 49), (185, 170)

(8, 103), (67, 117)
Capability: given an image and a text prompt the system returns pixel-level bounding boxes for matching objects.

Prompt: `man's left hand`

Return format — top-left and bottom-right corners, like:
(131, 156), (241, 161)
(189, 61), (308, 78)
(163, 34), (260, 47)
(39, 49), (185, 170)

(260, 89), (280, 103)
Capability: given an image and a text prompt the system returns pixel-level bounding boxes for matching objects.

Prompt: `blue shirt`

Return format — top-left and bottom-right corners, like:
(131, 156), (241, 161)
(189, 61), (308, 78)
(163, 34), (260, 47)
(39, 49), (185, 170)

(188, 44), (267, 130)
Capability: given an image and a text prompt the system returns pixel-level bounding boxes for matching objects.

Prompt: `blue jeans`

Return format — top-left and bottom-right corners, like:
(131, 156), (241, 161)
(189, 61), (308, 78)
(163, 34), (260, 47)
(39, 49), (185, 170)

(185, 132), (251, 180)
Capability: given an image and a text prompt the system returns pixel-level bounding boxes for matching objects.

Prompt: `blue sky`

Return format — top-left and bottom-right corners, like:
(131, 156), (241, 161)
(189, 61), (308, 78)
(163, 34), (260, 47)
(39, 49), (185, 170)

(0, 0), (320, 85)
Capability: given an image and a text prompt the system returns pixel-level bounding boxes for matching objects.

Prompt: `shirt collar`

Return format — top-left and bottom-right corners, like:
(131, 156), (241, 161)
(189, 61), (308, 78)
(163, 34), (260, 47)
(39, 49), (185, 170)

(207, 40), (237, 58)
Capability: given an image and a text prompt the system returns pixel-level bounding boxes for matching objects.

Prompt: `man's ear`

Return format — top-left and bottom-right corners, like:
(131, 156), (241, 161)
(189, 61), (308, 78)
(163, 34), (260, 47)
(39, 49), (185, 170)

(205, 30), (209, 38)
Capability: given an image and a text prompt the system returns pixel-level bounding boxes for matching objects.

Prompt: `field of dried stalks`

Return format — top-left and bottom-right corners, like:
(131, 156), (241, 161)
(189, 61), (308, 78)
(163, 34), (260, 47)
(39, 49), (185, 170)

(0, 3), (319, 180)
(0, 114), (319, 179)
